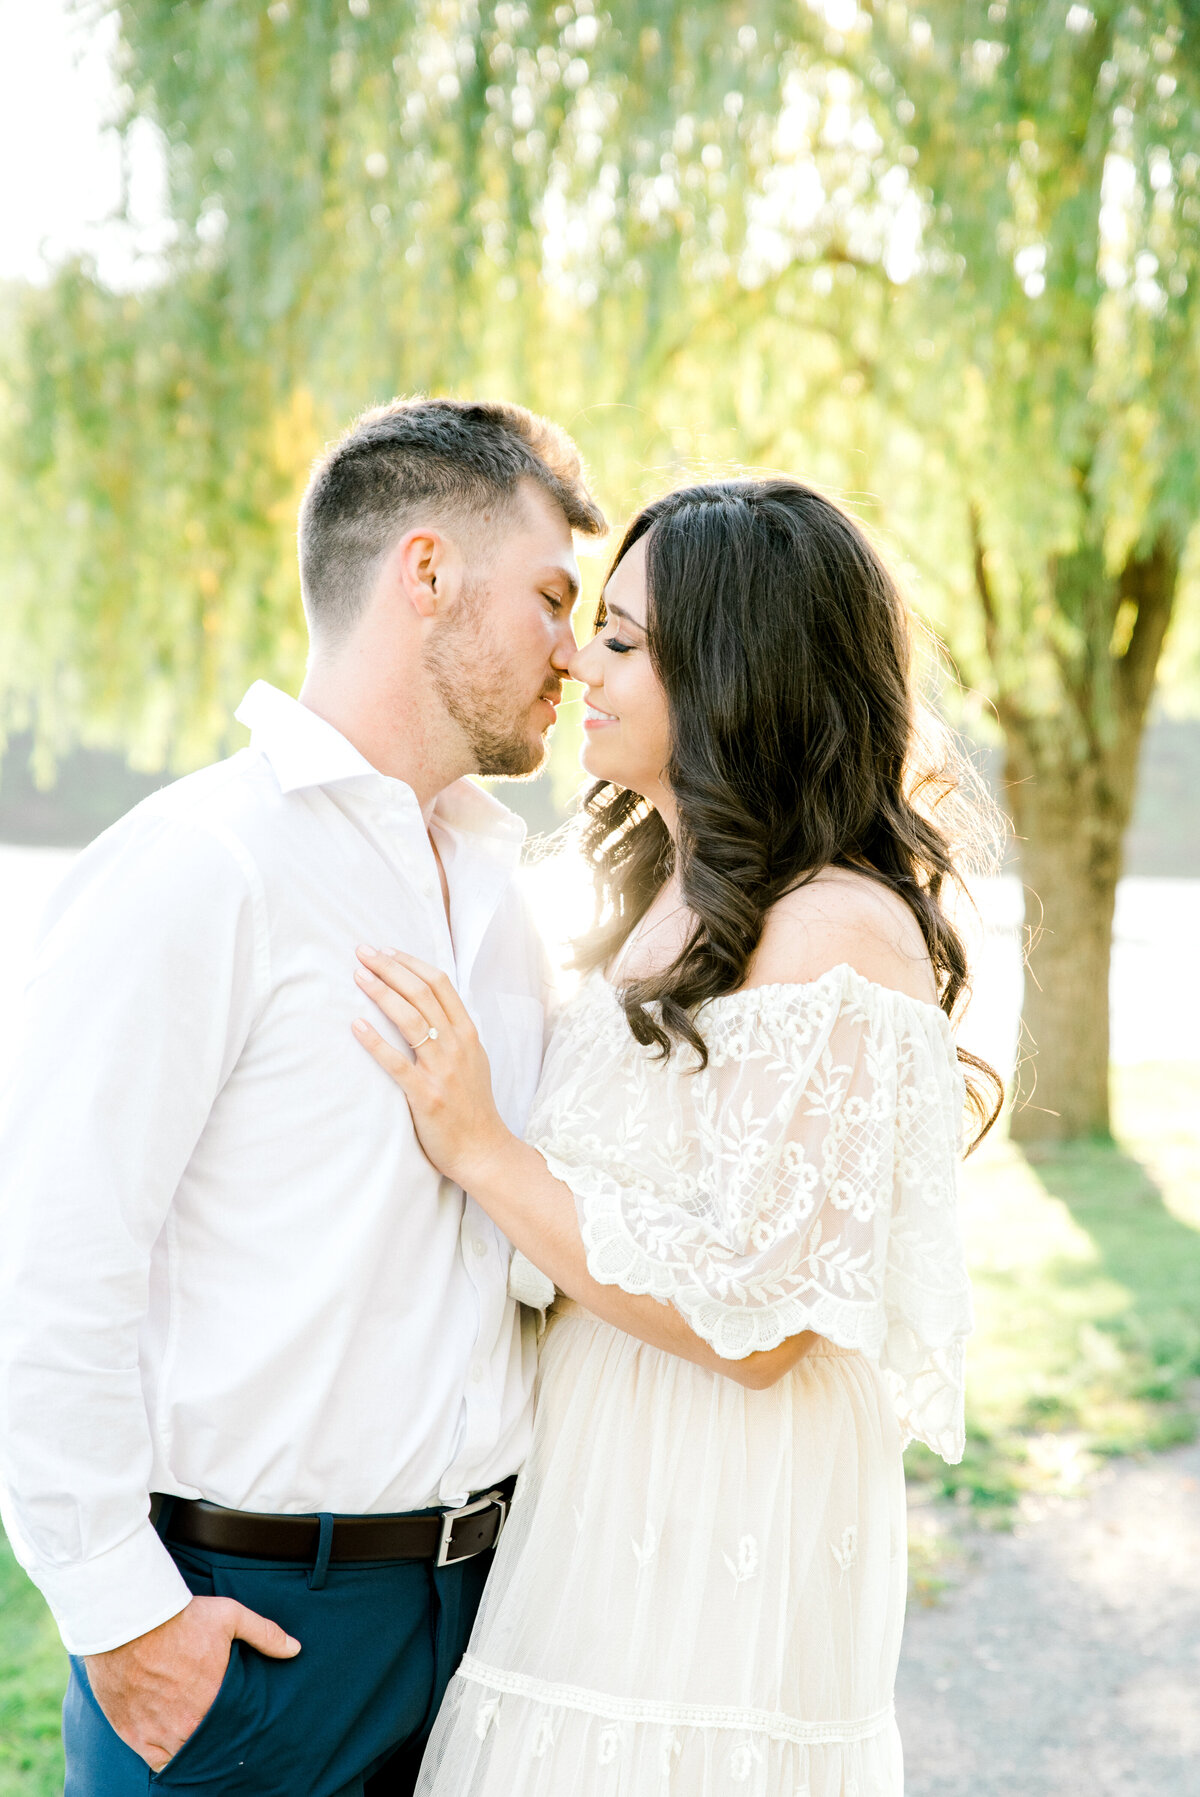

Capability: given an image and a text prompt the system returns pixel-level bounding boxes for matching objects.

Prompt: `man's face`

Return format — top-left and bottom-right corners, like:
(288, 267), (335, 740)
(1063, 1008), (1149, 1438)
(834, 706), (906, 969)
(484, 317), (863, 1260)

(424, 479), (583, 778)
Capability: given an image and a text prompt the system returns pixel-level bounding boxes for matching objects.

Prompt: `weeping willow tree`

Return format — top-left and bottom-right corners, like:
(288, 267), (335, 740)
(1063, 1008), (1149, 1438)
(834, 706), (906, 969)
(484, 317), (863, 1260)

(2, 0), (1198, 1138)
(2, 0), (893, 763)
(854, 1), (1200, 1140)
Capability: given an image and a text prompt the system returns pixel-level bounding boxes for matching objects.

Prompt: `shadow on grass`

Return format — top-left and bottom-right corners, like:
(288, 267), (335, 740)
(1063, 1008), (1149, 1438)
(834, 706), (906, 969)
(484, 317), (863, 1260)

(906, 1131), (1200, 1512)
(1027, 1139), (1200, 1436)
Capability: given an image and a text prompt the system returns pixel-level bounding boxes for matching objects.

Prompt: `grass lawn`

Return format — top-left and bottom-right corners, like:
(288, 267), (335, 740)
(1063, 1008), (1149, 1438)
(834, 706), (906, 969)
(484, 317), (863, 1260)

(905, 1060), (1200, 1507)
(0, 1526), (68, 1796)
(2, 1061), (1199, 1787)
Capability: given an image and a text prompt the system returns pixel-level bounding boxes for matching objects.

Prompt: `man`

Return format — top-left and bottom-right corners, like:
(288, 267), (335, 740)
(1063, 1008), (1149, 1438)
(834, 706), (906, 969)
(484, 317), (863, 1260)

(0, 397), (605, 1795)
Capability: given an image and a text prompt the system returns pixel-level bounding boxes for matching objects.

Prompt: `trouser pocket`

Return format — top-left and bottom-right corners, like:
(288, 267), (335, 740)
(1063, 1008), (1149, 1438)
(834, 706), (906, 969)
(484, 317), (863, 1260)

(64, 1542), (490, 1797)
(148, 1643), (250, 1787)
(147, 1550), (436, 1797)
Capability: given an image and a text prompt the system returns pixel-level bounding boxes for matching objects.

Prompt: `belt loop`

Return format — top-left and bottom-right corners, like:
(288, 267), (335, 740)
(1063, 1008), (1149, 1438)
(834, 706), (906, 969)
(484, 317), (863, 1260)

(152, 1495), (177, 1543)
(307, 1512), (334, 1591)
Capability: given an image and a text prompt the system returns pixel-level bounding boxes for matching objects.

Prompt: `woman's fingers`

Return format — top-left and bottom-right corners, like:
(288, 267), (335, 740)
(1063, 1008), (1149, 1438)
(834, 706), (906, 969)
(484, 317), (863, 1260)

(353, 961), (434, 1044)
(379, 949), (472, 1028)
(351, 946), (505, 1189)
(351, 1017), (417, 1084)
(355, 946), (454, 1035)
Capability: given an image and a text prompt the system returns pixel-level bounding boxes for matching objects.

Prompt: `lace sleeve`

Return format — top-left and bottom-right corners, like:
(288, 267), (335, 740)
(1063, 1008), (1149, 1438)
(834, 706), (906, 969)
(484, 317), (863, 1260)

(528, 965), (972, 1462)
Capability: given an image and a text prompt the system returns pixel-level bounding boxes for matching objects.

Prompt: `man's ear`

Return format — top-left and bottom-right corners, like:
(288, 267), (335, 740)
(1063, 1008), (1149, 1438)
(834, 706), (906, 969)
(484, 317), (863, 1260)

(386, 526), (451, 621)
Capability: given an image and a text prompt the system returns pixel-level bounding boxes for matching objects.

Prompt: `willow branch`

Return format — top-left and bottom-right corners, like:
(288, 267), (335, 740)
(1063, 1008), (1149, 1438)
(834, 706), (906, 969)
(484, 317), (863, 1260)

(1115, 534), (1178, 731)
(967, 499), (1033, 732)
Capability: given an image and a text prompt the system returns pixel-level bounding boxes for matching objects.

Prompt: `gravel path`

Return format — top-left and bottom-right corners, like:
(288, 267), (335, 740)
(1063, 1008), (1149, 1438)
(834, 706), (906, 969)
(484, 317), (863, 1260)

(897, 1434), (1200, 1795)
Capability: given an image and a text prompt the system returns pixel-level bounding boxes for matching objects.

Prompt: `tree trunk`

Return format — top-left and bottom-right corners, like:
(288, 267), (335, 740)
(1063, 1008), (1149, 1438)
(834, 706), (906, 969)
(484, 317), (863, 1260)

(1003, 749), (1127, 1142)
(972, 527), (1179, 1146)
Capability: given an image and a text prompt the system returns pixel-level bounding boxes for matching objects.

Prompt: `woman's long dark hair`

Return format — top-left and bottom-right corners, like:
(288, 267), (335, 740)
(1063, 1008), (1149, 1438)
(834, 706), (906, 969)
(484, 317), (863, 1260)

(575, 478), (1004, 1148)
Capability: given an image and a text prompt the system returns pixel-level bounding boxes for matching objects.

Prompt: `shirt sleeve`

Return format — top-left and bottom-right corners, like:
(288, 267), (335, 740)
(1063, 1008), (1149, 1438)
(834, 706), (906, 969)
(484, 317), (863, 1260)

(0, 805), (266, 1653)
(530, 968), (973, 1462)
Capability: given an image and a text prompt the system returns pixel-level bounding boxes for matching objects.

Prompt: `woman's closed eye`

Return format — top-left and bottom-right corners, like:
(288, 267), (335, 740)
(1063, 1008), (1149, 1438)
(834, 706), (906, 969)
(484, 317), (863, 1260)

(605, 636), (635, 654)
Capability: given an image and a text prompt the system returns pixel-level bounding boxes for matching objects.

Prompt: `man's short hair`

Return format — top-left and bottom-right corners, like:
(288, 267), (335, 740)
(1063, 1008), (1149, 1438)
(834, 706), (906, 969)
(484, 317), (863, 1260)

(298, 396), (606, 637)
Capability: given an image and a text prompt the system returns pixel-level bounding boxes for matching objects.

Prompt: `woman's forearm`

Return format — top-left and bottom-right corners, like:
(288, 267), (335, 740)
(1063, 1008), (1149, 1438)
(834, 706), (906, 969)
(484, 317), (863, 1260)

(350, 945), (814, 1384)
(461, 1131), (816, 1388)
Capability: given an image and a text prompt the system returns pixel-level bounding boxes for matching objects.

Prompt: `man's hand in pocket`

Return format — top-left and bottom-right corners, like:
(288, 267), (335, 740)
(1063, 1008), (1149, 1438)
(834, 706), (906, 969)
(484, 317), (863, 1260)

(84, 1596), (301, 1771)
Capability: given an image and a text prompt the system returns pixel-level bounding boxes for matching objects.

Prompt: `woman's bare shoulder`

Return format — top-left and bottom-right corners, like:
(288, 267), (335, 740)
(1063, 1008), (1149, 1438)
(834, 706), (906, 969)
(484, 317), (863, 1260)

(745, 868), (939, 1004)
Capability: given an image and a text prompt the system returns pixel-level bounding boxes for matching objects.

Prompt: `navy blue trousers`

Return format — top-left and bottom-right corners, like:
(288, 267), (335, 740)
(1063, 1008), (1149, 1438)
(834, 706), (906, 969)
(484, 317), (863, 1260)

(63, 1534), (491, 1797)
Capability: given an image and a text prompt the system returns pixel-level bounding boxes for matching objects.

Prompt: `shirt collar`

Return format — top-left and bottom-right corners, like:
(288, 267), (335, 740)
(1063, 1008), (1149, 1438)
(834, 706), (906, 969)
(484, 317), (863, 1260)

(235, 680), (527, 853)
(236, 681), (379, 794)
(433, 775), (528, 848)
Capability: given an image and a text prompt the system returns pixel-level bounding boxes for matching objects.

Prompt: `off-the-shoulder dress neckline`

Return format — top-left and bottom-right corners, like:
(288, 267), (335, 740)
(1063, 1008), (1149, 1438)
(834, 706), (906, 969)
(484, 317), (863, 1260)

(591, 959), (953, 1031)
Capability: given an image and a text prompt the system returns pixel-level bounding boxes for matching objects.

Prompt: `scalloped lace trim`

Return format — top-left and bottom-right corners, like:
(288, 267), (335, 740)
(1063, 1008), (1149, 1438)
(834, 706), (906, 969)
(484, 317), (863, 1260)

(556, 1151), (879, 1353)
(455, 1656), (895, 1747)
(538, 1151), (967, 1463)
(529, 962), (971, 1464)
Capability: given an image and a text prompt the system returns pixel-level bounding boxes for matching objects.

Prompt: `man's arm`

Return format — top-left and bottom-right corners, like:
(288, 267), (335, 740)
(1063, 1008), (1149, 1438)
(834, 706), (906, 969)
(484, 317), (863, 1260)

(0, 805), (298, 1765)
(0, 811), (261, 1649)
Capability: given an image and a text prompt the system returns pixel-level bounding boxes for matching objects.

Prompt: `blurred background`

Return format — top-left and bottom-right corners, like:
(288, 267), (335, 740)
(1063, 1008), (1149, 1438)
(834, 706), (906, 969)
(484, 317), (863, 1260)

(1, 2), (1198, 1792)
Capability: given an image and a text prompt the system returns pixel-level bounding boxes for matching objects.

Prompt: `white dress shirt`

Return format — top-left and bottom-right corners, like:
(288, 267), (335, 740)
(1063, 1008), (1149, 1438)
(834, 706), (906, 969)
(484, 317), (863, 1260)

(0, 682), (547, 1656)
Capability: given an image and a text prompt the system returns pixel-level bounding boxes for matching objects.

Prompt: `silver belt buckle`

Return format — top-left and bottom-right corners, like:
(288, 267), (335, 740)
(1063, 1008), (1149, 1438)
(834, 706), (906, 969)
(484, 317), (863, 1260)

(436, 1489), (509, 1567)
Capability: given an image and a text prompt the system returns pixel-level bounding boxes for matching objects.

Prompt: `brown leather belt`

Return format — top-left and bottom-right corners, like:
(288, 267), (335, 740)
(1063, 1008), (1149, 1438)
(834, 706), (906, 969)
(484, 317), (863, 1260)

(151, 1477), (515, 1568)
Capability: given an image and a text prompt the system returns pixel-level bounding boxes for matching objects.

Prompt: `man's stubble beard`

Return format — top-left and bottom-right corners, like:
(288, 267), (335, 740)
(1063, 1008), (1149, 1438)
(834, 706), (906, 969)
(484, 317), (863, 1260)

(423, 580), (552, 780)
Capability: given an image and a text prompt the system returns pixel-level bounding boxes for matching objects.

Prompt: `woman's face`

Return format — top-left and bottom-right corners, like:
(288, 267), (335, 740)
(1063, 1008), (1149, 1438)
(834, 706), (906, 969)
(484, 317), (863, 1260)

(567, 534), (672, 808)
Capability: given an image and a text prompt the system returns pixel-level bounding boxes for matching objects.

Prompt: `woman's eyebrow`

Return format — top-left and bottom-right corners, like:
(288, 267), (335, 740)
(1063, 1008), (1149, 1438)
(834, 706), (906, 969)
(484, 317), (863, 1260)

(602, 601), (646, 631)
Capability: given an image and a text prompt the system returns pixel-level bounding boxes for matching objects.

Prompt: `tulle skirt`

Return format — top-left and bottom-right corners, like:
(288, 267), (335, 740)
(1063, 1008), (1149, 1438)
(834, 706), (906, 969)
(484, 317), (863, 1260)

(416, 1300), (908, 1796)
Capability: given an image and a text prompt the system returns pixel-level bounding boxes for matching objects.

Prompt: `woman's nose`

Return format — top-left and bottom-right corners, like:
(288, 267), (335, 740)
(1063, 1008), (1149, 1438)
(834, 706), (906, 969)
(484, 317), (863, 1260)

(567, 632), (602, 686)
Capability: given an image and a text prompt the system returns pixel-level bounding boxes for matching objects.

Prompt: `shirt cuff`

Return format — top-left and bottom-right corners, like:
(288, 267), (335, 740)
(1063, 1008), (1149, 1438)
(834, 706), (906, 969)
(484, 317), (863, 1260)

(31, 1520), (194, 1657)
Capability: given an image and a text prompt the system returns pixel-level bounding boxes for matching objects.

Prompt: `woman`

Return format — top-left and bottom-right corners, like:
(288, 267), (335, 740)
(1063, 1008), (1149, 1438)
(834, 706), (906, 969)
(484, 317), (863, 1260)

(352, 479), (1000, 1795)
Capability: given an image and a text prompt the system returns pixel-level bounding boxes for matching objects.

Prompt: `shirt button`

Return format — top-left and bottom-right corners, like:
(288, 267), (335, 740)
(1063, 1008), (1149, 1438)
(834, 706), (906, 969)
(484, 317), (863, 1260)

(472, 1238), (488, 1259)
(471, 1363), (484, 1384)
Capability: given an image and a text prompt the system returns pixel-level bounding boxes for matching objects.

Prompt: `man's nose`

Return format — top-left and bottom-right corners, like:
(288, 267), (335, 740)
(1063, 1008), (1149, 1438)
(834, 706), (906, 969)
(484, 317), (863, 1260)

(550, 614), (579, 671)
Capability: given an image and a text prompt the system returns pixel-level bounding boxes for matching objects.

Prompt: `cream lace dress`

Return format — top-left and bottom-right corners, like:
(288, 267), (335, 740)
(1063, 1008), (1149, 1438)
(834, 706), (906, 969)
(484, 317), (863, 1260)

(416, 963), (972, 1797)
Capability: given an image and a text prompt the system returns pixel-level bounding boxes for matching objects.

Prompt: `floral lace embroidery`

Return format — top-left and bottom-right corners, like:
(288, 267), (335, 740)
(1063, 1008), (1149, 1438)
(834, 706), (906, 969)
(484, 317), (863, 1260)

(731, 1738), (765, 1781)
(631, 1522), (659, 1581)
(530, 1712), (557, 1758)
(832, 1526), (858, 1572)
(526, 964), (972, 1463)
(597, 1724), (621, 1765)
(724, 1535), (759, 1588)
